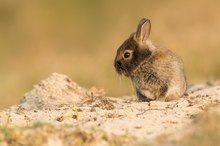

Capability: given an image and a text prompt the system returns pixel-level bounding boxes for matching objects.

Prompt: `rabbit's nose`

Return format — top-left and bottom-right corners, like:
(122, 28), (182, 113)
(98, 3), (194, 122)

(115, 60), (122, 67)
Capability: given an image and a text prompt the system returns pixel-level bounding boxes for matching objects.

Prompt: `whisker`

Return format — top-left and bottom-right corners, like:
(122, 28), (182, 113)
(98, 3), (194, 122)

(130, 80), (135, 95)
(119, 75), (122, 85)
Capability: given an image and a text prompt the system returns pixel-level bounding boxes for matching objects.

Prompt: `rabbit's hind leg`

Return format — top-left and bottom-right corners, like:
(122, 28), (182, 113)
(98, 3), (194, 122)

(164, 86), (180, 101)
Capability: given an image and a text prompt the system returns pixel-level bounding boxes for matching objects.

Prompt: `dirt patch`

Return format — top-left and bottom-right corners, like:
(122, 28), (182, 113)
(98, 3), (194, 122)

(0, 123), (135, 146)
(1, 73), (220, 145)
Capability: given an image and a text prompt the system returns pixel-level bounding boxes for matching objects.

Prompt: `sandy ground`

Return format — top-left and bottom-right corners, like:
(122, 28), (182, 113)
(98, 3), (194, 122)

(1, 73), (220, 145)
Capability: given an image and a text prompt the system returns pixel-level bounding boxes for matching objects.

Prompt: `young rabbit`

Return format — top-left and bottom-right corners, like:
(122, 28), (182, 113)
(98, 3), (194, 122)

(114, 18), (186, 101)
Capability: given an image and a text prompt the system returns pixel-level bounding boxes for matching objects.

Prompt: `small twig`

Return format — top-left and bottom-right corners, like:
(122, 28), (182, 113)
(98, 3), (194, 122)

(136, 108), (166, 116)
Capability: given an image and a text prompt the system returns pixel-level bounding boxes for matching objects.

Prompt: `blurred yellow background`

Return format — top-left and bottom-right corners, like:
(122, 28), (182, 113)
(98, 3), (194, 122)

(0, 0), (220, 108)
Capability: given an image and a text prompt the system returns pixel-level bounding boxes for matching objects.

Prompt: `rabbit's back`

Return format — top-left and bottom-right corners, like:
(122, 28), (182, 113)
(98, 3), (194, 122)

(131, 46), (186, 100)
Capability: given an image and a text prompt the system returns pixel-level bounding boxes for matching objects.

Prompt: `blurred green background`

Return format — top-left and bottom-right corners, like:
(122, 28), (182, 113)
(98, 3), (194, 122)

(0, 0), (220, 108)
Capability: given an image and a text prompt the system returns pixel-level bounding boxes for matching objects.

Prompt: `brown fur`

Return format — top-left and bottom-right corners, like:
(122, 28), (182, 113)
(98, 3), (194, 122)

(114, 18), (186, 101)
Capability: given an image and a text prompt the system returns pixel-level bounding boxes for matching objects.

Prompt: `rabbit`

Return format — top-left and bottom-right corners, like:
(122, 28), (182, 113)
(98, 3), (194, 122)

(114, 18), (186, 101)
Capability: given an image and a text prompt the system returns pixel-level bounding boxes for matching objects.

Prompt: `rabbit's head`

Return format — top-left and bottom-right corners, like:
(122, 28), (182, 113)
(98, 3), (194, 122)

(114, 18), (152, 77)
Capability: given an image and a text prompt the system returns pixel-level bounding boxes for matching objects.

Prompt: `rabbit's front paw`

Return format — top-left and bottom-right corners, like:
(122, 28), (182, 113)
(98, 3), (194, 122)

(136, 89), (155, 102)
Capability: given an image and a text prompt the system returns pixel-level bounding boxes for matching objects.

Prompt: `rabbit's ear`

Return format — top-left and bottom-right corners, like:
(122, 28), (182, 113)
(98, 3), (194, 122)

(136, 18), (151, 43)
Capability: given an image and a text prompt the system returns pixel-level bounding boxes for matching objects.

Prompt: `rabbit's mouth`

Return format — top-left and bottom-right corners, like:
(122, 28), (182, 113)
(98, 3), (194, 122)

(114, 61), (130, 77)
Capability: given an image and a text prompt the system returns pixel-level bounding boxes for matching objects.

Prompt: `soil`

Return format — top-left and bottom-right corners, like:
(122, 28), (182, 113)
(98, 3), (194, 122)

(0, 73), (220, 145)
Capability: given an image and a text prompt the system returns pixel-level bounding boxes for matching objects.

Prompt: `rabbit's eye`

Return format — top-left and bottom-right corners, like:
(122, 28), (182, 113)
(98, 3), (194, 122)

(123, 50), (133, 59)
(124, 52), (130, 58)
